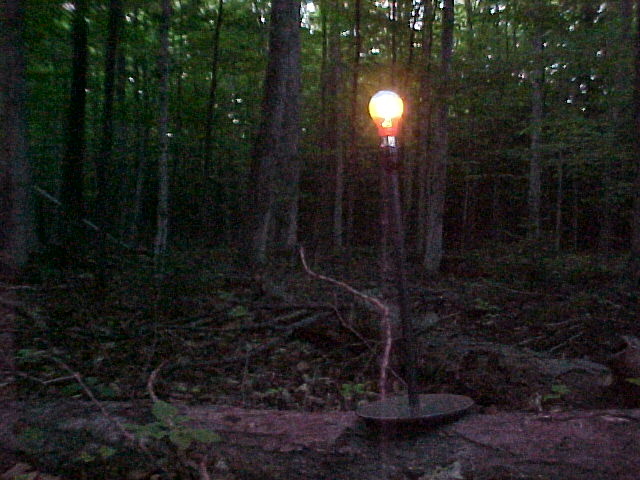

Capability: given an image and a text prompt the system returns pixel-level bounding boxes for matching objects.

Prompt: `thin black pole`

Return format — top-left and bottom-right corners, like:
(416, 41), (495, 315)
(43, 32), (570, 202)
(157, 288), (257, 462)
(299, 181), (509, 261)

(380, 137), (419, 411)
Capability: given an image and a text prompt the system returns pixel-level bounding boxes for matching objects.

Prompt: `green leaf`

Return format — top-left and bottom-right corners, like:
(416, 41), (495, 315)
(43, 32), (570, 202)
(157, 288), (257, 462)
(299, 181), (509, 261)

(169, 428), (193, 450)
(97, 445), (117, 459)
(550, 384), (570, 395)
(228, 305), (250, 318)
(626, 378), (640, 386)
(76, 451), (96, 463)
(152, 400), (179, 422)
(190, 429), (221, 444)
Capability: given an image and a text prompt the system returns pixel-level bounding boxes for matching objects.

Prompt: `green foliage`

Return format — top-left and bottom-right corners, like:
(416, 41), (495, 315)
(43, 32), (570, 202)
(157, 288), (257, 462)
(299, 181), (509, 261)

(542, 384), (570, 403)
(626, 378), (640, 387)
(339, 382), (371, 401)
(16, 426), (46, 454)
(227, 305), (251, 318)
(126, 400), (220, 451)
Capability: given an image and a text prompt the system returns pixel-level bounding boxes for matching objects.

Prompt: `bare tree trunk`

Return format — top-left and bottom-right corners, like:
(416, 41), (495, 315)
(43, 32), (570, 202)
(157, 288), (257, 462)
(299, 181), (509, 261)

(631, 0), (640, 280)
(571, 173), (579, 252)
(464, 0), (473, 45)
(0, 0), (34, 270)
(326, 0), (344, 251)
(555, 156), (563, 253)
(129, 59), (149, 242)
(423, 0), (453, 273)
(345, 0), (361, 248)
(528, 24), (544, 241)
(491, 175), (500, 241)
(202, 0), (224, 226)
(154, 0), (171, 262)
(599, 0), (632, 253)
(0, 0), (31, 469)
(280, 11), (301, 248)
(461, 176), (470, 252)
(389, 0), (397, 85)
(416, 0), (435, 256)
(61, 0), (88, 225)
(247, 0), (300, 263)
(96, 0), (123, 226)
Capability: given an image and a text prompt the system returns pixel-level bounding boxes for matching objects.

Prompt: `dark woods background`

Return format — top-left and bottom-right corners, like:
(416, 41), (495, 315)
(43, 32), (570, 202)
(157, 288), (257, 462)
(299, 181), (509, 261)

(2, 0), (640, 273)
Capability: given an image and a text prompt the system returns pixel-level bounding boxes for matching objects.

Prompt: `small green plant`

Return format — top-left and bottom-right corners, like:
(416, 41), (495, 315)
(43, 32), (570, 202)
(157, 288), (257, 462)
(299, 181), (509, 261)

(340, 382), (367, 401)
(75, 445), (117, 463)
(126, 400), (220, 450)
(542, 384), (570, 402)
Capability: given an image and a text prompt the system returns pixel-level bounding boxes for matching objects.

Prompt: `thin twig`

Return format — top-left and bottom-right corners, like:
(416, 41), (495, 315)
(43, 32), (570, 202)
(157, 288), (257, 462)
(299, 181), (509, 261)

(147, 360), (168, 403)
(299, 246), (393, 398)
(46, 355), (137, 444)
(547, 332), (584, 354)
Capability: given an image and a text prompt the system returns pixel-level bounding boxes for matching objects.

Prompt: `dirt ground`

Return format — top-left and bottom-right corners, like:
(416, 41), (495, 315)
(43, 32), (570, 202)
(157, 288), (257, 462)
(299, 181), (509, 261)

(12, 245), (640, 413)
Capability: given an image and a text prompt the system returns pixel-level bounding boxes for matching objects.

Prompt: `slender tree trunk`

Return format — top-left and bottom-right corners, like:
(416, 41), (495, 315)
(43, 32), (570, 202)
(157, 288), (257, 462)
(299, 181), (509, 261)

(491, 175), (500, 240)
(389, 0), (397, 85)
(60, 0), (88, 224)
(154, 0), (171, 262)
(0, 0), (34, 270)
(247, 0), (300, 263)
(280, 8), (301, 248)
(406, 1), (421, 67)
(327, 0), (344, 251)
(528, 24), (543, 241)
(631, 0), (640, 279)
(599, 0), (632, 253)
(96, 0), (122, 226)
(555, 156), (563, 253)
(0, 0), (31, 469)
(423, 0), (453, 272)
(114, 49), (128, 233)
(416, 0), (435, 255)
(202, 0), (224, 225)
(345, 0), (361, 248)
(464, 0), (473, 46)
(571, 173), (579, 252)
(461, 176), (470, 252)
(129, 60), (149, 242)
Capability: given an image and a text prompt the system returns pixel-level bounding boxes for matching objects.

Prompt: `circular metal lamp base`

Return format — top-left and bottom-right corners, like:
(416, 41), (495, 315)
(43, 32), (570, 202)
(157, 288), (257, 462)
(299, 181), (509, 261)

(356, 394), (474, 430)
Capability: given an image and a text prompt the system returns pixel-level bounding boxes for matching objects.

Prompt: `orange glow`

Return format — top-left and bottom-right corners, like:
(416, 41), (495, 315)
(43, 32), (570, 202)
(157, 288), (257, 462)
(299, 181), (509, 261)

(368, 90), (404, 137)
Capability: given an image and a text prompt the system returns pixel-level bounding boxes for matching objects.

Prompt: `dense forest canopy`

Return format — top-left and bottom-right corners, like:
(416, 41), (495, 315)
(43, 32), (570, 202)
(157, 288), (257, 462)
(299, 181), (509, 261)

(1, 0), (639, 270)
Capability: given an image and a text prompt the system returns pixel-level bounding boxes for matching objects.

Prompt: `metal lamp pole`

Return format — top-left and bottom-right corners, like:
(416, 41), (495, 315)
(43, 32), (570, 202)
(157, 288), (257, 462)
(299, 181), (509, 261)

(370, 91), (419, 411)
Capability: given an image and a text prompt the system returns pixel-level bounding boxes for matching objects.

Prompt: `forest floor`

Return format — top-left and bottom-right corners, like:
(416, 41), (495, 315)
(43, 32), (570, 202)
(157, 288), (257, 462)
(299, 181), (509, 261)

(4, 242), (640, 478)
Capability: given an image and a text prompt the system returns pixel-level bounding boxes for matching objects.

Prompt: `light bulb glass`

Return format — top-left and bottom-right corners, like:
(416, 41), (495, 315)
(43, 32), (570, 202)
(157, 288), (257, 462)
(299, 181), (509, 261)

(368, 91), (404, 122)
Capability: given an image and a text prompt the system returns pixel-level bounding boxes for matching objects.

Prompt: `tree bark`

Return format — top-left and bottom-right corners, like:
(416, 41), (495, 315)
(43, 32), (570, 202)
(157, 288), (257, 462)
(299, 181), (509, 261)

(326, 0), (344, 251)
(202, 0), (224, 226)
(60, 0), (88, 225)
(555, 155), (563, 253)
(344, 0), (361, 248)
(248, 0), (300, 263)
(528, 23), (544, 241)
(96, 0), (123, 226)
(631, 0), (640, 279)
(0, 0), (31, 469)
(0, 0), (34, 270)
(599, 0), (632, 253)
(154, 0), (171, 262)
(423, 0), (453, 273)
(416, 0), (435, 256)
(129, 58), (149, 243)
